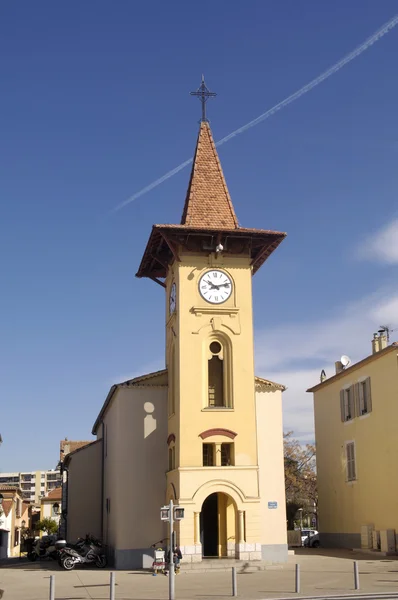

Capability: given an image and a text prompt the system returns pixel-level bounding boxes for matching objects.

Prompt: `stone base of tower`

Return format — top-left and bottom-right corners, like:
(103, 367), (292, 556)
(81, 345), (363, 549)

(178, 542), (264, 563)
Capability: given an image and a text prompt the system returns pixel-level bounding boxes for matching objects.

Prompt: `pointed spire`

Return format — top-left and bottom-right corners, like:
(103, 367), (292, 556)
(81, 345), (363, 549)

(181, 121), (239, 229)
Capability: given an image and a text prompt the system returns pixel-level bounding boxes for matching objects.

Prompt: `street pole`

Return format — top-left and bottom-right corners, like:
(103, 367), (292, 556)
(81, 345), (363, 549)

(169, 499), (175, 600)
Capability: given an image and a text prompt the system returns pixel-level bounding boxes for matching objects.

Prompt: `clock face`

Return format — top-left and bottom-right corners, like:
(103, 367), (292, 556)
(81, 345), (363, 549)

(169, 282), (176, 315)
(199, 270), (233, 304)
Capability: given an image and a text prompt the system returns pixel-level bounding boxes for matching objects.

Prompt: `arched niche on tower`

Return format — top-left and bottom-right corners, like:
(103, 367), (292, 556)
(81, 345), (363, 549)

(203, 331), (233, 409)
(168, 340), (176, 417)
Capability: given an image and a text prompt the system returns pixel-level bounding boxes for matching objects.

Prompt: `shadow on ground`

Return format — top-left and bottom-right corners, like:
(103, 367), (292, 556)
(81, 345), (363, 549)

(294, 548), (398, 562)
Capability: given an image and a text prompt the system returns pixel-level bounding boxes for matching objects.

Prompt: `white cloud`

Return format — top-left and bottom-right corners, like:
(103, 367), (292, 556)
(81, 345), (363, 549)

(356, 219), (398, 265)
(255, 286), (398, 442)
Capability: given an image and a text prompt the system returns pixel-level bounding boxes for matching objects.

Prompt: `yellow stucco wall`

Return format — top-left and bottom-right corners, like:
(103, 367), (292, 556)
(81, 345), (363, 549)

(313, 349), (398, 535)
(67, 441), (102, 541)
(166, 253), (258, 472)
(163, 251), (287, 555)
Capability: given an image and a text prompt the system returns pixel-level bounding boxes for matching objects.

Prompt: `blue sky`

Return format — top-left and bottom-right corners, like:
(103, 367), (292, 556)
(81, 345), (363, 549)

(1, 1), (398, 471)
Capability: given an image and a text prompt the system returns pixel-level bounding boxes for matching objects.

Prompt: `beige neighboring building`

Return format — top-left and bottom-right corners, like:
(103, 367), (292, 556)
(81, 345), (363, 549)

(40, 486), (62, 529)
(308, 334), (398, 550)
(62, 440), (102, 542)
(0, 485), (29, 558)
(0, 470), (61, 504)
(66, 102), (288, 569)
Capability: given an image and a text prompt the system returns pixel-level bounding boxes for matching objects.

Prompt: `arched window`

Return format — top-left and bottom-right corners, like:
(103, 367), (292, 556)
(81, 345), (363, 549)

(167, 434), (176, 471)
(168, 342), (176, 417)
(208, 340), (225, 407)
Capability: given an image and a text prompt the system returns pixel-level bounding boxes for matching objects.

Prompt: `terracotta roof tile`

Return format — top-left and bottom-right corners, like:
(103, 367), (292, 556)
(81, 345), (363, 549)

(1, 499), (13, 517)
(42, 487), (62, 502)
(181, 122), (238, 229)
(60, 439), (93, 461)
(0, 484), (21, 493)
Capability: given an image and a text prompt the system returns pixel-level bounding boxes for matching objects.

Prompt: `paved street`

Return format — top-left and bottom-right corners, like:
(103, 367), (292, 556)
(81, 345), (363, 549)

(2, 549), (398, 600)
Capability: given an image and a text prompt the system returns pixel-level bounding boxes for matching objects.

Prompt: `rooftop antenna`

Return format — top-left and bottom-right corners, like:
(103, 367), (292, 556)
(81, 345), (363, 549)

(378, 325), (397, 343)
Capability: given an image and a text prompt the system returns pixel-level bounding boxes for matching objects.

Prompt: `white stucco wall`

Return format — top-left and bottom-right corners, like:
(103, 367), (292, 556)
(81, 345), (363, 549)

(42, 502), (61, 525)
(256, 387), (288, 555)
(103, 384), (168, 565)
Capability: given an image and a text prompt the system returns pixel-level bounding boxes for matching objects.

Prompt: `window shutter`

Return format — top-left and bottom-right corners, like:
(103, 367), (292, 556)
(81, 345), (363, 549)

(349, 385), (355, 418)
(366, 377), (372, 413)
(340, 390), (345, 421)
(351, 443), (356, 480)
(346, 442), (357, 481)
(354, 383), (360, 417)
(346, 444), (351, 480)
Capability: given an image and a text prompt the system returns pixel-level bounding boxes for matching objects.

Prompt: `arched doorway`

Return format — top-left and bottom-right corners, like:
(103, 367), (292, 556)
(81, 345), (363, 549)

(200, 492), (236, 558)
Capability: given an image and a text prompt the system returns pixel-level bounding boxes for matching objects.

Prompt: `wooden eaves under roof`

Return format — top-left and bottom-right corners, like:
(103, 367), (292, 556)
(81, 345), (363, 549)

(136, 224), (286, 286)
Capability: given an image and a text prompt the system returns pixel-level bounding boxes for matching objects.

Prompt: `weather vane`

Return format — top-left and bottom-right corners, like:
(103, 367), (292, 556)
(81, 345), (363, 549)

(190, 75), (217, 122)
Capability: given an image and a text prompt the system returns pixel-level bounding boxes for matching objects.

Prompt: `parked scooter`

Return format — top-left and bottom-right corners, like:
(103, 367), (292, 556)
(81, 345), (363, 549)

(28, 535), (63, 562)
(58, 534), (107, 570)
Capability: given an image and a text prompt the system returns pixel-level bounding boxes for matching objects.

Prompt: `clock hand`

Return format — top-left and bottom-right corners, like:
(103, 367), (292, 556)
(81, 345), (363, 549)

(205, 280), (219, 289)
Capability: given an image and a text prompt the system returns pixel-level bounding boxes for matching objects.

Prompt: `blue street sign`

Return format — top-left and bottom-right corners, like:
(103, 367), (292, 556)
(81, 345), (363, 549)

(268, 501), (278, 509)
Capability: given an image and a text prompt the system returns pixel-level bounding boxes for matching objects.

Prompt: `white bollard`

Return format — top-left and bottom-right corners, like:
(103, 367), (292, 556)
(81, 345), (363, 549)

(49, 575), (55, 600)
(232, 566), (237, 597)
(110, 571), (116, 600)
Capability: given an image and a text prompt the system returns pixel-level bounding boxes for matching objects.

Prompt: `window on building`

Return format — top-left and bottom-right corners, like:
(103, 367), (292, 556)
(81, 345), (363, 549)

(21, 474), (32, 482)
(346, 442), (356, 481)
(203, 443), (215, 466)
(221, 443), (233, 466)
(358, 378), (372, 415)
(168, 343), (176, 417)
(208, 342), (224, 407)
(168, 446), (176, 471)
(0, 476), (19, 484)
(340, 386), (355, 421)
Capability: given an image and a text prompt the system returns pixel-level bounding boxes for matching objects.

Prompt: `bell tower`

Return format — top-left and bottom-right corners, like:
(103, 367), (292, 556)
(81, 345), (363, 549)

(136, 79), (286, 561)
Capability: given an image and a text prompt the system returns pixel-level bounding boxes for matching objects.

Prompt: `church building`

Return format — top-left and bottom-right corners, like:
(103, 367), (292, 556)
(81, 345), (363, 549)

(63, 82), (288, 569)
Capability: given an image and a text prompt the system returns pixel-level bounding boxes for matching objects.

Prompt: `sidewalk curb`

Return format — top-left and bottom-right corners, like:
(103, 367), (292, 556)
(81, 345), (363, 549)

(262, 593), (398, 600)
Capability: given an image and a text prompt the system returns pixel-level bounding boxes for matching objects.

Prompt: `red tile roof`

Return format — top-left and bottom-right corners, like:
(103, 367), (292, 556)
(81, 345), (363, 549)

(181, 122), (239, 229)
(42, 487), (62, 502)
(1, 500), (13, 517)
(136, 121), (286, 280)
(60, 439), (93, 461)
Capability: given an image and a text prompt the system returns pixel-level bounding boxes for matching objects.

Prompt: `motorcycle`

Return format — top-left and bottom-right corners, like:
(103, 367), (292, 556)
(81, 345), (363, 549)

(58, 534), (107, 570)
(28, 535), (63, 562)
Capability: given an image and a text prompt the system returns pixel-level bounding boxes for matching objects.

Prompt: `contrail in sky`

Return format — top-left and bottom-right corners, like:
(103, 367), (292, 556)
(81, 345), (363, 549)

(112, 13), (398, 213)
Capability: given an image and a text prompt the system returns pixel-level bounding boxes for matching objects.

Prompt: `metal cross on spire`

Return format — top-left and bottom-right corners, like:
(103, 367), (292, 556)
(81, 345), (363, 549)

(190, 75), (217, 122)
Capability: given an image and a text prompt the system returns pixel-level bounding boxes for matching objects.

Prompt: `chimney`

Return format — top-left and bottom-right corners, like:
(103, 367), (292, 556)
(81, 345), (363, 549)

(379, 334), (388, 350)
(335, 361), (344, 374)
(372, 333), (380, 355)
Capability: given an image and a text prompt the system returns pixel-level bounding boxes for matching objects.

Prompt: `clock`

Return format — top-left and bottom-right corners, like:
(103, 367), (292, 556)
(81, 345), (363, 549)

(199, 270), (233, 304)
(169, 282), (176, 314)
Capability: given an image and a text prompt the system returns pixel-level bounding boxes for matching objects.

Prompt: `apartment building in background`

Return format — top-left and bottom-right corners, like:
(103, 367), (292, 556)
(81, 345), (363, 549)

(308, 333), (398, 550)
(0, 470), (61, 504)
